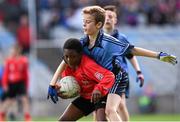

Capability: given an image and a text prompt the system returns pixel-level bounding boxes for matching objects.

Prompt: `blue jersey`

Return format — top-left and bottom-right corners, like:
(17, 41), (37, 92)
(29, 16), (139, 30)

(111, 29), (130, 72)
(80, 30), (134, 72)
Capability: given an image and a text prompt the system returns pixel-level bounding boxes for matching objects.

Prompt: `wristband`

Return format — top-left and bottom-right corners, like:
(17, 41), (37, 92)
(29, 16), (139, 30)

(50, 85), (55, 88)
(157, 52), (162, 59)
(137, 71), (142, 75)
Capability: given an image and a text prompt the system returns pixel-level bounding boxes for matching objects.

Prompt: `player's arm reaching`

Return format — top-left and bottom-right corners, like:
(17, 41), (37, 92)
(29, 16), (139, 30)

(126, 53), (144, 87)
(102, 35), (177, 66)
(47, 60), (66, 103)
(131, 47), (177, 65)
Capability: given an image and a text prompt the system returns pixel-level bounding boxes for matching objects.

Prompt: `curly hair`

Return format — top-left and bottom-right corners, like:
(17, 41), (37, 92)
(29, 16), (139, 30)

(63, 38), (83, 54)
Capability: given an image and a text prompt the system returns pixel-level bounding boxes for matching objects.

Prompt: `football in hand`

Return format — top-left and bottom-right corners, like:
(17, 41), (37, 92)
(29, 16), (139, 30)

(56, 76), (80, 98)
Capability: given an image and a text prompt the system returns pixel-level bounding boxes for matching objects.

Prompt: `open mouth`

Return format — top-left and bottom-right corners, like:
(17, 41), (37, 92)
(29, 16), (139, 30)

(105, 22), (111, 25)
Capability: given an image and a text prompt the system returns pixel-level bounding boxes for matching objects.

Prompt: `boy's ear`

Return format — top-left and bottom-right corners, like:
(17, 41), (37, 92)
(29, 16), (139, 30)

(96, 22), (103, 29)
(113, 12), (118, 25)
(114, 16), (117, 25)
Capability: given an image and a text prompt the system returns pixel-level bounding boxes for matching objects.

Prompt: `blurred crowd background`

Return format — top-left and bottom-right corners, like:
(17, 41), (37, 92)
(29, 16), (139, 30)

(0, 0), (180, 40)
(0, 0), (180, 120)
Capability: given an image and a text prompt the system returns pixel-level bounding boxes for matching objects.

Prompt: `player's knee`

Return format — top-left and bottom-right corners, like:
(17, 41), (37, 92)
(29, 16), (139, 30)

(119, 96), (127, 110)
(119, 101), (126, 110)
(105, 107), (116, 116)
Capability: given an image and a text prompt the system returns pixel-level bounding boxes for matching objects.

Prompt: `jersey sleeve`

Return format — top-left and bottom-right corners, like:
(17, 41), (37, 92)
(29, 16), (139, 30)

(118, 33), (135, 55)
(105, 34), (134, 56)
(122, 44), (134, 56)
(83, 57), (115, 96)
(118, 33), (130, 44)
(125, 53), (134, 59)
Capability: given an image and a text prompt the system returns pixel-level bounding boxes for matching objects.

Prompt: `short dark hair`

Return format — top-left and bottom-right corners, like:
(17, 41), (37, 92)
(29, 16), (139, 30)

(63, 38), (83, 53)
(103, 5), (117, 13)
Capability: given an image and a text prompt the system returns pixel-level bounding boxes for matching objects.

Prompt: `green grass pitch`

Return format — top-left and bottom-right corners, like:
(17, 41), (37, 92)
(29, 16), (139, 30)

(33, 114), (180, 121)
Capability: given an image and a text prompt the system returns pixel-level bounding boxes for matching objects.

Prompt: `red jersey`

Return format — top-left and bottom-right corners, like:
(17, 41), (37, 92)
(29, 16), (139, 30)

(17, 25), (30, 48)
(62, 55), (115, 99)
(2, 55), (29, 89)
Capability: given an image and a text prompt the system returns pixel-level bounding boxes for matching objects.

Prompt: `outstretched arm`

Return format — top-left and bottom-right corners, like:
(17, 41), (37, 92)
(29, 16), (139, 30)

(131, 47), (158, 58)
(131, 47), (177, 65)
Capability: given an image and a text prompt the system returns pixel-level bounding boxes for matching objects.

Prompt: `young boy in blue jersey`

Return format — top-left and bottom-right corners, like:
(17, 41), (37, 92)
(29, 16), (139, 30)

(47, 6), (177, 121)
(100, 5), (144, 121)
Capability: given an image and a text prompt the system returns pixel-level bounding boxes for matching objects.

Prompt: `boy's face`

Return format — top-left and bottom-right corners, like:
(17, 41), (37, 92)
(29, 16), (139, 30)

(10, 46), (21, 57)
(82, 13), (101, 35)
(63, 49), (81, 69)
(104, 10), (117, 30)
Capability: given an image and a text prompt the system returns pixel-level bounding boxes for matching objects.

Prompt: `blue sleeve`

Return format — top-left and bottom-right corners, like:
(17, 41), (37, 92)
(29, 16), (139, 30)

(117, 33), (134, 55)
(103, 34), (133, 56)
(123, 44), (134, 56)
(118, 33), (130, 44)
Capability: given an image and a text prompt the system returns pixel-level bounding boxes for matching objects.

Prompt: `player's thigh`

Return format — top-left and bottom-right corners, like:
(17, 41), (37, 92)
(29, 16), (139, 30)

(59, 103), (84, 121)
(106, 93), (122, 111)
(94, 95), (107, 121)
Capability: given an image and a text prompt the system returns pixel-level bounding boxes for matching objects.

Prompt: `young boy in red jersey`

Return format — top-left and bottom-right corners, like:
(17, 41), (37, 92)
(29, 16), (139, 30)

(0, 43), (31, 121)
(49, 38), (115, 121)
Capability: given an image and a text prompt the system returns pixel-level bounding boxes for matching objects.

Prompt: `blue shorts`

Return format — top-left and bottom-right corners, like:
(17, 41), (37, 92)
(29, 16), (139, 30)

(109, 70), (129, 98)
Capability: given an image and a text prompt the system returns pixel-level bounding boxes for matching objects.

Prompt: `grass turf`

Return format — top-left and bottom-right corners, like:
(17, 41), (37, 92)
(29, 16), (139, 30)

(32, 114), (180, 121)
